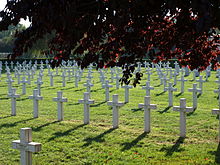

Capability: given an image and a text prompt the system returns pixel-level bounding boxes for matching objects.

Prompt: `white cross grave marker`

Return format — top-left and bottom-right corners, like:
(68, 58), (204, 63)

(29, 89), (43, 118)
(142, 81), (154, 96)
(138, 96), (157, 133)
(122, 85), (133, 103)
(6, 76), (14, 94)
(177, 75), (187, 93)
(74, 71), (79, 87)
(113, 74), (120, 89)
(12, 128), (42, 165)
(188, 83), (201, 109)
(49, 72), (54, 86)
(34, 78), (43, 96)
(84, 80), (94, 94)
(212, 108), (220, 141)
(107, 94), (124, 128)
(165, 82), (177, 107)
(196, 75), (205, 94)
(162, 74), (169, 92)
(21, 77), (29, 95)
(102, 80), (113, 101)
(173, 98), (193, 137)
(78, 92), (94, 124)
(53, 91), (68, 121)
(8, 88), (20, 116)
(61, 71), (66, 87)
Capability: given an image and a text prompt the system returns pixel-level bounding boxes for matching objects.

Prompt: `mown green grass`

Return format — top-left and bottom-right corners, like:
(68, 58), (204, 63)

(0, 67), (220, 164)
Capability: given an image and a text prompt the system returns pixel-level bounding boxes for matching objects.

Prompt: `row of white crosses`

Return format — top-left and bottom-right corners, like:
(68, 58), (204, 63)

(3, 60), (210, 96)
(11, 94), (218, 165)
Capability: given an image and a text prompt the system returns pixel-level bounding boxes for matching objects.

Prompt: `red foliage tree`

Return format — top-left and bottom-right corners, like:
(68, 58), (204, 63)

(0, 0), (220, 84)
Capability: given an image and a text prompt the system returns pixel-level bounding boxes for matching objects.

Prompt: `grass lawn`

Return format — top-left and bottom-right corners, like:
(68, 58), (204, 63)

(0, 66), (220, 164)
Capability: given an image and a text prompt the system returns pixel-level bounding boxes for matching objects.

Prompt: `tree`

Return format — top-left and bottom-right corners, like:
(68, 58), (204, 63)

(0, 0), (220, 85)
(0, 24), (25, 53)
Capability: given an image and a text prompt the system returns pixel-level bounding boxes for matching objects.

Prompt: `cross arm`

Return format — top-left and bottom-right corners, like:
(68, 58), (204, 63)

(138, 103), (144, 109)
(173, 106), (180, 112)
(150, 104), (157, 109)
(53, 97), (67, 102)
(12, 140), (41, 152)
(88, 100), (95, 104)
(79, 99), (85, 104)
(212, 109), (220, 115)
(185, 107), (194, 112)
(107, 101), (113, 106)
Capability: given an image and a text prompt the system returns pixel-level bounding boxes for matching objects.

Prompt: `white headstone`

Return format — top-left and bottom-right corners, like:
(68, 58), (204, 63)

(162, 74), (169, 92)
(53, 91), (68, 121)
(188, 83), (201, 109)
(212, 109), (220, 141)
(173, 70), (178, 86)
(138, 96), (157, 133)
(177, 75), (187, 93)
(8, 88), (20, 116)
(113, 74), (120, 89)
(74, 70), (79, 87)
(121, 85), (133, 103)
(196, 75), (205, 94)
(12, 128), (41, 165)
(78, 92), (94, 124)
(165, 82), (177, 107)
(107, 94), (124, 128)
(214, 85), (220, 108)
(173, 98), (193, 137)
(34, 78), (43, 96)
(102, 80), (113, 101)
(61, 71), (66, 87)
(20, 77), (29, 95)
(49, 72), (54, 86)
(6, 76), (14, 94)
(29, 89), (43, 118)
(142, 81), (154, 96)
(83, 80), (94, 95)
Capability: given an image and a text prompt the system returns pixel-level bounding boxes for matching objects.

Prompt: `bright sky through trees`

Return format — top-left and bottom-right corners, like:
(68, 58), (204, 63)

(0, 0), (30, 27)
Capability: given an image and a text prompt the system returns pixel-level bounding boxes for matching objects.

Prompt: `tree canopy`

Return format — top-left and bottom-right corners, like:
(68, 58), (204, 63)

(0, 0), (220, 73)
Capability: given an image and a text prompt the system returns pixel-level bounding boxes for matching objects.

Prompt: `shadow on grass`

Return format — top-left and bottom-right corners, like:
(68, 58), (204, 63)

(82, 128), (116, 147)
(187, 108), (196, 116)
(109, 89), (117, 93)
(131, 108), (143, 112)
(208, 142), (220, 163)
(32, 121), (59, 132)
(91, 88), (103, 92)
(0, 115), (11, 119)
(154, 84), (162, 87)
(46, 87), (56, 90)
(62, 86), (75, 90)
(91, 101), (107, 107)
(197, 93), (202, 98)
(155, 91), (166, 96)
(160, 137), (185, 156)
(175, 92), (183, 97)
(121, 132), (148, 151)
(41, 86), (50, 89)
(158, 106), (171, 114)
(48, 124), (86, 141)
(73, 88), (86, 92)
(67, 102), (80, 106)
(0, 118), (34, 129)
(18, 97), (29, 101)
(0, 97), (9, 100)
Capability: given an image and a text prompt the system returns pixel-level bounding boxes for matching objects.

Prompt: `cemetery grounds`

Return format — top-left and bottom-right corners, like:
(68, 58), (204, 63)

(0, 65), (220, 165)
